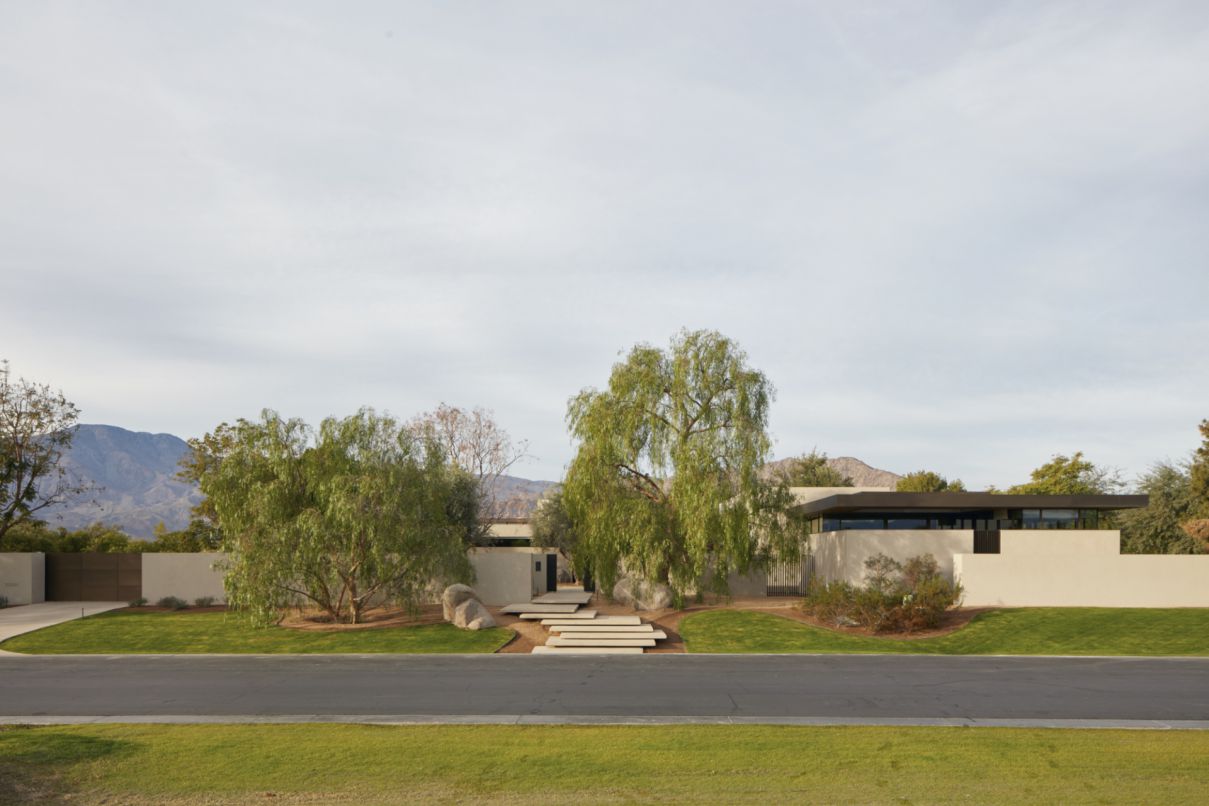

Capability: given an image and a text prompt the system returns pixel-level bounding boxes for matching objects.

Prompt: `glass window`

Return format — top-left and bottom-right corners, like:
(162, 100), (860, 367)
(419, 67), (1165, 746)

(1042, 509), (1079, 529)
(887, 518), (929, 530)
(1022, 509), (1042, 527)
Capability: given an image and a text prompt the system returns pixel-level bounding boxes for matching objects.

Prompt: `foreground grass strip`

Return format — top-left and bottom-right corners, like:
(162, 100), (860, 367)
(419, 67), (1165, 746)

(0, 610), (512, 654)
(681, 608), (1209, 655)
(2, 723), (1207, 805)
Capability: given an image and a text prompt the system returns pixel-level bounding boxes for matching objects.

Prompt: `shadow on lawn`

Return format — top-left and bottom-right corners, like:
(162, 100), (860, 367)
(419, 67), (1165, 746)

(0, 726), (137, 805)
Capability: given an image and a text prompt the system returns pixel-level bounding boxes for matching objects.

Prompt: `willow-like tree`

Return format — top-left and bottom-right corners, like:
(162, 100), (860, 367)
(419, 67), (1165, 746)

(563, 330), (804, 600)
(183, 408), (474, 625)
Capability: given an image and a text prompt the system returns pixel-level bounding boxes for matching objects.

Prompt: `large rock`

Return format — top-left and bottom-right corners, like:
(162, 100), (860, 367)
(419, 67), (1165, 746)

(612, 577), (674, 611)
(442, 584), (477, 621)
(453, 598), (496, 630)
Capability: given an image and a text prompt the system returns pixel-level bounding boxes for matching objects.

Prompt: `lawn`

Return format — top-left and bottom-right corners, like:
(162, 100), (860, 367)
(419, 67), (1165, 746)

(0, 610), (513, 654)
(2, 723), (1206, 804)
(681, 607), (1209, 655)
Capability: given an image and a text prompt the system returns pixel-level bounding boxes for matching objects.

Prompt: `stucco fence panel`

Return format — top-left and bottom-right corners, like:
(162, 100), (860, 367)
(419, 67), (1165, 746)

(0, 552), (45, 605)
(141, 553), (228, 604)
(809, 531), (973, 586)
(468, 547), (553, 606)
(955, 554), (1209, 607)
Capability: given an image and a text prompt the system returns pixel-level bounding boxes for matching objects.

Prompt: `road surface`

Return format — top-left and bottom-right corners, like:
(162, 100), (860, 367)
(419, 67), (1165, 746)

(3, 654), (1208, 727)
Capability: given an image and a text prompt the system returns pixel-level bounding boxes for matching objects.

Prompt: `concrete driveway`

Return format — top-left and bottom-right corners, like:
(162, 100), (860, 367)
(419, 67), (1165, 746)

(0, 602), (126, 646)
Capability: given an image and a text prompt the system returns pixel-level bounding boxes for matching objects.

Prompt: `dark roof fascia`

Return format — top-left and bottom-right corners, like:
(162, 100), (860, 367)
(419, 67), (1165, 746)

(793, 492), (1149, 517)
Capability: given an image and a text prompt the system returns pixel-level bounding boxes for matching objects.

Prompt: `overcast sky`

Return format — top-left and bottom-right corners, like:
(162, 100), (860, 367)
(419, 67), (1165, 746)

(2, 1), (1207, 488)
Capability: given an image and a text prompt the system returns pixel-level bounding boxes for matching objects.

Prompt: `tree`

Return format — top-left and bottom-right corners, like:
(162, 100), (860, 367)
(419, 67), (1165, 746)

(772, 449), (853, 487)
(407, 403), (528, 542)
(1119, 462), (1203, 554)
(896, 470), (966, 493)
(1190, 419), (1209, 514)
(1008, 452), (1122, 495)
(0, 361), (91, 546)
(562, 329), (806, 600)
(183, 408), (474, 625)
(531, 487), (579, 560)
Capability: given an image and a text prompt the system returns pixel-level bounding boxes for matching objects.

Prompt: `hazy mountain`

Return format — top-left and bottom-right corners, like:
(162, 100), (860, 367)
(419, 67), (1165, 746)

(763, 455), (902, 488)
(37, 424), (202, 538)
(37, 424), (557, 537)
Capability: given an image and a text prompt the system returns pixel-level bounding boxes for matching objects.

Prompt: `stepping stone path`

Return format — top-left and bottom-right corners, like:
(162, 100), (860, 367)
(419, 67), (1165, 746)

(502, 588), (666, 654)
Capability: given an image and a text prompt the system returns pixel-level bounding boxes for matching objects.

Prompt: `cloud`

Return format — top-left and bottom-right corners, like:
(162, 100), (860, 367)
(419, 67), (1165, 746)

(1, 1), (1207, 487)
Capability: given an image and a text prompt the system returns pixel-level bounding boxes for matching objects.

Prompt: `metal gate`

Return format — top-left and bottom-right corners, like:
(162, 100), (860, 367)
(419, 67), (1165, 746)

(766, 554), (808, 596)
(45, 553), (142, 601)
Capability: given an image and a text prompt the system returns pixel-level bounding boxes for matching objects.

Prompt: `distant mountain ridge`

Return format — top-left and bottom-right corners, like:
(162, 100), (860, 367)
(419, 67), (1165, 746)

(36, 426), (898, 537)
(763, 455), (902, 488)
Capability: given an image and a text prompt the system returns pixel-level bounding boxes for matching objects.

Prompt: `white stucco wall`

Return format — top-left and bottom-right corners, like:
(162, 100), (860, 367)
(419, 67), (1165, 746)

(956, 554), (1209, 607)
(998, 529), (1119, 555)
(809, 530), (973, 584)
(468, 547), (553, 605)
(0, 552), (45, 605)
(142, 553), (227, 604)
(485, 522), (533, 540)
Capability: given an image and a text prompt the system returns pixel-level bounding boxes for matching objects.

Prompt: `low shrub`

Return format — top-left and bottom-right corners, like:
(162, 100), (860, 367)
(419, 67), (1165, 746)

(804, 552), (962, 634)
(128, 597), (148, 607)
(193, 596), (215, 608)
(156, 596), (188, 610)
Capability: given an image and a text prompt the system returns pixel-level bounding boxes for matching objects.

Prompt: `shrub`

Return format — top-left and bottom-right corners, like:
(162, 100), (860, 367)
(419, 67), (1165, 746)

(804, 553), (962, 634)
(128, 597), (148, 607)
(156, 595), (188, 610)
(193, 596), (215, 608)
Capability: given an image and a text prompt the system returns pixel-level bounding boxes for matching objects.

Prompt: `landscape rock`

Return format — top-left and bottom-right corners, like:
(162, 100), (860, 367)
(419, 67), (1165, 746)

(442, 584), (477, 621)
(453, 598), (496, 630)
(612, 577), (674, 611)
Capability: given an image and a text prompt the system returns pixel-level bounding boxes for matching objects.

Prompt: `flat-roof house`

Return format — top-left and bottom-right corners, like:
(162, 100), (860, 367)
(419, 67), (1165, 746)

(790, 487), (1209, 607)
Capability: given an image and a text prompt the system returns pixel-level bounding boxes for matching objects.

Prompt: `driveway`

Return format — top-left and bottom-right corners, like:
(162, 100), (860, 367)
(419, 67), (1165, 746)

(0, 602), (126, 646)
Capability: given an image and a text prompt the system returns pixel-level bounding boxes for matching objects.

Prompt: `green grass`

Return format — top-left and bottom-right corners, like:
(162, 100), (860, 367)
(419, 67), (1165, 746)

(2, 723), (1207, 804)
(0, 610), (513, 654)
(681, 607), (1209, 655)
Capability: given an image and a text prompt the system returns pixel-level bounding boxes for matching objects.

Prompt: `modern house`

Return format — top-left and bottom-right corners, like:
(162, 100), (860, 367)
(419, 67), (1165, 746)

(793, 487), (1209, 607)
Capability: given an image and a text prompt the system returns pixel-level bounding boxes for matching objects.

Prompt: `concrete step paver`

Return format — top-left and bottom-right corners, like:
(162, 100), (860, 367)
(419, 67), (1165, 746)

(540, 615), (641, 626)
(558, 630), (667, 641)
(500, 603), (580, 615)
(530, 645), (643, 655)
(518, 610), (596, 620)
(547, 636), (656, 648)
(547, 623), (655, 633)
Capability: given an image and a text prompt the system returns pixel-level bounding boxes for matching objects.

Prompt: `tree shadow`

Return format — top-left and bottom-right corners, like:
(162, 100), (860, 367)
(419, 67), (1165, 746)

(0, 726), (137, 805)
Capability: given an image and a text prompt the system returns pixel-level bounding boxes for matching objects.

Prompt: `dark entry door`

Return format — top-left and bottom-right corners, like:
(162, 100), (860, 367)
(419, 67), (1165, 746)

(546, 553), (558, 592)
(46, 553), (142, 601)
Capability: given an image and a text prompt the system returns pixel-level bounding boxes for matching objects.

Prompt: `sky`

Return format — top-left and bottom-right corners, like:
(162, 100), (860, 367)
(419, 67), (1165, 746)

(2, 1), (1208, 489)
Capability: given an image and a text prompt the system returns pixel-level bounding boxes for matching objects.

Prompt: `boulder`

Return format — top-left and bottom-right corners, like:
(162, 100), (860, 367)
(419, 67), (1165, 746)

(453, 598), (496, 630)
(612, 577), (674, 611)
(442, 584), (477, 621)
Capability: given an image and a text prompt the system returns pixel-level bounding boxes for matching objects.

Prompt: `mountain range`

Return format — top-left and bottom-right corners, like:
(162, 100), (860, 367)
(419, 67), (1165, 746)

(35, 425), (900, 538)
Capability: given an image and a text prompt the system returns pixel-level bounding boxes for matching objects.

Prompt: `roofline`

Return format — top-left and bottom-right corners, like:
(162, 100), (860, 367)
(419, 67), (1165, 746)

(793, 491), (1149, 518)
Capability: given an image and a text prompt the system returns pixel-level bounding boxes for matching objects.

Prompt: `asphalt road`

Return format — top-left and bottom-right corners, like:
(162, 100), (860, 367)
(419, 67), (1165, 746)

(3, 654), (1209, 726)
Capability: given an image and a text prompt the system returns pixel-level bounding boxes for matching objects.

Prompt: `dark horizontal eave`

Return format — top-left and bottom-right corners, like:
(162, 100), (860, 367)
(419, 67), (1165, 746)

(794, 491), (1150, 517)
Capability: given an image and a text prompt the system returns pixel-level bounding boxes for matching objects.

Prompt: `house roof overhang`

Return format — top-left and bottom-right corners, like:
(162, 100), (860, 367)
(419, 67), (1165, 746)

(793, 491), (1149, 518)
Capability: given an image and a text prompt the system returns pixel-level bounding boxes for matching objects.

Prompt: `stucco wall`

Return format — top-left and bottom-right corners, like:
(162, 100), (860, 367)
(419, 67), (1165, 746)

(486, 523), (533, 540)
(999, 530), (1119, 556)
(0, 552), (45, 605)
(142, 553), (227, 604)
(468, 547), (552, 605)
(956, 554), (1209, 607)
(809, 530), (973, 584)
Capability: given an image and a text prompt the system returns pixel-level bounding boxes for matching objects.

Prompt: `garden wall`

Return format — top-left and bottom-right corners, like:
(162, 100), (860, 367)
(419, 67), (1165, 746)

(0, 552), (45, 605)
(468, 547), (551, 605)
(142, 553), (227, 604)
(809, 530), (974, 585)
(955, 554), (1209, 607)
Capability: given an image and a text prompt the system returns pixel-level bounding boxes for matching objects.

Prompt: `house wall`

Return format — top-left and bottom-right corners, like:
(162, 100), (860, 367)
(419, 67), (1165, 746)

(809, 530), (973, 584)
(956, 554), (1209, 607)
(0, 552), (45, 605)
(486, 522), (533, 540)
(468, 547), (552, 605)
(141, 553), (227, 604)
(999, 529), (1119, 556)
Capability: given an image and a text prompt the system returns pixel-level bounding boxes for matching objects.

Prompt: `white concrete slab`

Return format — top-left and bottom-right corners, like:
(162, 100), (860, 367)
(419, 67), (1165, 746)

(530, 646), (644, 655)
(0, 602), (127, 644)
(540, 616), (641, 626)
(500, 603), (579, 614)
(547, 624), (655, 633)
(518, 610), (596, 620)
(531, 591), (594, 605)
(547, 637), (656, 647)
(558, 631), (667, 641)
